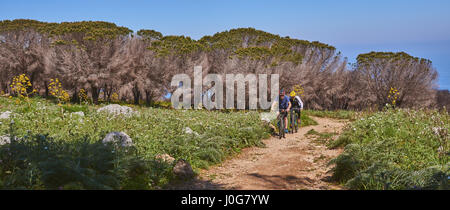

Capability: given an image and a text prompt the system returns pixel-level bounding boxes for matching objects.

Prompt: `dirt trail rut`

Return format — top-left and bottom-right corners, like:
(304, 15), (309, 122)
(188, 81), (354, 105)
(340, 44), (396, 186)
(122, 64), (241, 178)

(172, 116), (349, 190)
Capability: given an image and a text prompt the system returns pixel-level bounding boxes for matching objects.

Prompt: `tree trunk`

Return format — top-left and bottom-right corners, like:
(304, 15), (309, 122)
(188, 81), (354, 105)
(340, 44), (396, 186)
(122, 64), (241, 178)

(91, 86), (100, 105)
(71, 87), (79, 103)
(132, 85), (140, 105)
(145, 90), (153, 106)
(104, 84), (113, 103)
(44, 81), (49, 98)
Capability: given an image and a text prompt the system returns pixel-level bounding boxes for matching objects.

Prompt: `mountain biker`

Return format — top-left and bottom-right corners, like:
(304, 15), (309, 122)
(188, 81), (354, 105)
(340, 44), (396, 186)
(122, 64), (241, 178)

(279, 89), (291, 134)
(289, 91), (304, 127)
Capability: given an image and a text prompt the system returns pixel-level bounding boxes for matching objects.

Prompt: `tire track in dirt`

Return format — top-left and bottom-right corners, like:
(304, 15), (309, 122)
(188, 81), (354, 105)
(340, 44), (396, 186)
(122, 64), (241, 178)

(171, 116), (349, 190)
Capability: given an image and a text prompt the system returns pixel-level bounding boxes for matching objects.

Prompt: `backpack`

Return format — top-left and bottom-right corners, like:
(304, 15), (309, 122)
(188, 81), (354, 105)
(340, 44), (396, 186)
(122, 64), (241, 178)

(294, 96), (303, 108)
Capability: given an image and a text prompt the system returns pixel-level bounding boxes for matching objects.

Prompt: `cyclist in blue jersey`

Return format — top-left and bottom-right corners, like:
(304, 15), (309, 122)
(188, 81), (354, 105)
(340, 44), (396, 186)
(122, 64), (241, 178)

(278, 89), (291, 134)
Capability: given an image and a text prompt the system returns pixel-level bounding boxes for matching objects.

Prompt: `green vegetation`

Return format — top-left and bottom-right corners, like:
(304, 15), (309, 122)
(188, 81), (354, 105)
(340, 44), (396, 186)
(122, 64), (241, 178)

(0, 19), (132, 44)
(142, 27), (334, 65)
(0, 134), (174, 190)
(137, 29), (163, 41)
(357, 51), (432, 66)
(306, 129), (320, 136)
(200, 28), (335, 51)
(201, 28), (334, 65)
(0, 97), (270, 189)
(306, 129), (337, 145)
(148, 35), (205, 57)
(303, 109), (358, 120)
(329, 108), (449, 189)
(299, 112), (318, 127)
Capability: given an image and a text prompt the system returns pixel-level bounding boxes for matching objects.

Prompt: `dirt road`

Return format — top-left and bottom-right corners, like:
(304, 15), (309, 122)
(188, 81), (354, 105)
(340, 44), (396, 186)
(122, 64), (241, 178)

(171, 116), (349, 190)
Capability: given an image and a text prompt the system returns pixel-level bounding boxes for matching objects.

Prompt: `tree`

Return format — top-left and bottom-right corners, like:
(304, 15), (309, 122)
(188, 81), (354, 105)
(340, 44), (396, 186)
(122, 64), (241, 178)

(355, 52), (438, 109)
(0, 19), (50, 95)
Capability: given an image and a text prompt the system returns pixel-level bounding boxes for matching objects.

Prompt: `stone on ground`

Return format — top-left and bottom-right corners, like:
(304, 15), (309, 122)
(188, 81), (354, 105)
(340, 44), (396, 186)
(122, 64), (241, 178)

(71, 111), (85, 117)
(102, 131), (133, 147)
(184, 127), (199, 136)
(0, 135), (11, 145)
(97, 104), (135, 116)
(173, 159), (194, 178)
(0, 111), (12, 120)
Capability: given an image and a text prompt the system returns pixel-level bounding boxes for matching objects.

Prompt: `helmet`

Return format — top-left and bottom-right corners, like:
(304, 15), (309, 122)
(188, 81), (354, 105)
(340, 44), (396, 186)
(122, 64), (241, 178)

(279, 89), (285, 96)
(290, 91), (296, 97)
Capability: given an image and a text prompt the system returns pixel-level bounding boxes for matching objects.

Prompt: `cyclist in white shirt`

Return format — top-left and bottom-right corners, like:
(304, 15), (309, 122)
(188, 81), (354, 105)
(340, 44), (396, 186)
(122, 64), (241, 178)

(289, 91), (303, 127)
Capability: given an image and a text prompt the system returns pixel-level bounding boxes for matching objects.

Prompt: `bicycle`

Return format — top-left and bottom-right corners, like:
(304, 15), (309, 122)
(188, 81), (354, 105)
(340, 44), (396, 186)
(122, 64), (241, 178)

(289, 108), (299, 133)
(277, 109), (288, 139)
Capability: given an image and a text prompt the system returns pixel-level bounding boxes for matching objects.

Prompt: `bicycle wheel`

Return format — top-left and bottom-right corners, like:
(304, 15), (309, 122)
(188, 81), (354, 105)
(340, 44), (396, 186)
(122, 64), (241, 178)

(290, 111), (295, 134)
(281, 114), (286, 138)
(294, 112), (298, 133)
(278, 116), (283, 139)
(283, 116), (286, 138)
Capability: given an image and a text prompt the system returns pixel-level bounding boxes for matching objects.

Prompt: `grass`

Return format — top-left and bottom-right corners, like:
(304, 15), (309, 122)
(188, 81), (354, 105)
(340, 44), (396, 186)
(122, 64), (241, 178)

(303, 110), (358, 120)
(299, 112), (318, 127)
(0, 97), (270, 189)
(313, 155), (327, 163)
(328, 108), (449, 190)
(306, 129), (320, 136)
(306, 129), (337, 145)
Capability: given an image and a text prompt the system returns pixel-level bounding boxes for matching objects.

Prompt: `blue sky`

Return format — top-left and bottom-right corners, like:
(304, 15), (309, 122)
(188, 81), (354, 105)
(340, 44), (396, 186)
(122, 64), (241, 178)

(1, 0), (449, 89)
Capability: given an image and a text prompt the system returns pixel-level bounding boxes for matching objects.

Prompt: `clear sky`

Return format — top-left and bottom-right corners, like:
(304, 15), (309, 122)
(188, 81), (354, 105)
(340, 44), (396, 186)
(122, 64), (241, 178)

(1, 0), (449, 89)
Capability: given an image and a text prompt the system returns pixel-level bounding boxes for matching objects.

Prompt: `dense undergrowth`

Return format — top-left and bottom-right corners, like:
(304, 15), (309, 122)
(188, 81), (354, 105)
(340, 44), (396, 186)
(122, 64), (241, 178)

(0, 97), (270, 189)
(329, 108), (449, 190)
(0, 135), (174, 189)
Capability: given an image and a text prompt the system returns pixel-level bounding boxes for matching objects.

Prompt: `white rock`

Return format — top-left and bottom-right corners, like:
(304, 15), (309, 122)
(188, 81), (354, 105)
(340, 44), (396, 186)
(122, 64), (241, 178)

(0, 111), (12, 120)
(184, 127), (199, 136)
(97, 104), (135, 117)
(102, 131), (133, 147)
(71, 111), (85, 117)
(0, 135), (11, 145)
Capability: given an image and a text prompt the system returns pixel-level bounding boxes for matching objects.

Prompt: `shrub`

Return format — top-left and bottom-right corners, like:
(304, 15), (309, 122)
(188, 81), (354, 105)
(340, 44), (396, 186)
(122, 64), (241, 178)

(152, 101), (172, 109)
(329, 108), (449, 189)
(78, 89), (89, 104)
(0, 134), (173, 189)
(48, 78), (70, 106)
(9, 74), (37, 102)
